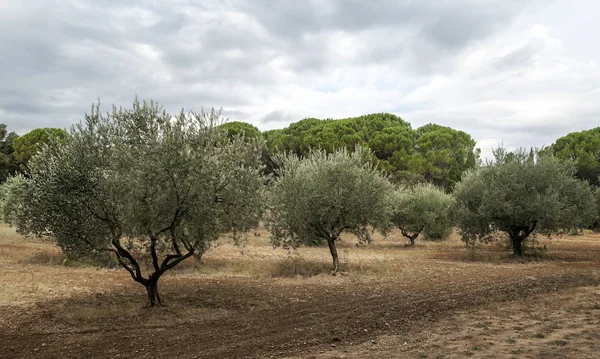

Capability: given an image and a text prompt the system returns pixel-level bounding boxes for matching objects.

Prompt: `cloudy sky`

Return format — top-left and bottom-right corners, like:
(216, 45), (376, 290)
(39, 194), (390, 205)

(1, 0), (599, 157)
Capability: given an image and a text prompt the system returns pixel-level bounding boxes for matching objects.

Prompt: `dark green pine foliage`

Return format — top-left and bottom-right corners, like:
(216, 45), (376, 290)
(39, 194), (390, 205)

(0, 124), (20, 183)
(264, 114), (479, 192)
(550, 127), (600, 187)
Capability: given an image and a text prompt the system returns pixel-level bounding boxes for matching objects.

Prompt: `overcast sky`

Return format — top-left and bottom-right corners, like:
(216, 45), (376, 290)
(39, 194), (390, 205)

(1, 0), (599, 157)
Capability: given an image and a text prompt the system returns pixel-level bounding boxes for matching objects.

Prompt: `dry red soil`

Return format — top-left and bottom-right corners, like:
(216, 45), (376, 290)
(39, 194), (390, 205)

(1, 228), (599, 358)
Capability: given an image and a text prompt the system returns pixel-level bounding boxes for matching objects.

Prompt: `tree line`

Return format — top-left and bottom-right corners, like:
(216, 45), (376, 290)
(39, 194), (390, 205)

(4, 112), (599, 193)
(220, 114), (480, 192)
(0, 125), (68, 182)
(1, 100), (599, 306)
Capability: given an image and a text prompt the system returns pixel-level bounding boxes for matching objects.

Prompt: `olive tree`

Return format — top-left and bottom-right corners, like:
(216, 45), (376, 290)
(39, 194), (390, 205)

(453, 148), (596, 256)
(16, 100), (265, 306)
(390, 183), (453, 245)
(0, 174), (27, 224)
(267, 147), (393, 273)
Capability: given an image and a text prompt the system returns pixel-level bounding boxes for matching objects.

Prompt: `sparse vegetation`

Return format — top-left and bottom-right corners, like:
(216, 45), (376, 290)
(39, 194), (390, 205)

(266, 147), (393, 273)
(453, 148), (597, 256)
(13, 100), (265, 306)
(389, 183), (453, 245)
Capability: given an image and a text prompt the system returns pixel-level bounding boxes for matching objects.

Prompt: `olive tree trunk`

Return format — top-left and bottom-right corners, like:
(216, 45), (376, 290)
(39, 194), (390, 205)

(112, 235), (197, 307)
(508, 222), (536, 257)
(400, 228), (422, 246)
(510, 235), (524, 257)
(145, 279), (162, 307)
(408, 233), (419, 246)
(327, 237), (340, 274)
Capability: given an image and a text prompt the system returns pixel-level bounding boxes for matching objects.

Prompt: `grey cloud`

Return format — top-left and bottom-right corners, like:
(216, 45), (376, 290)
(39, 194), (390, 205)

(239, 0), (522, 41)
(492, 43), (541, 72)
(259, 111), (298, 126)
(0, 113), (73, 135)
(0, 0), (557, 143)
(235, 1), (325, 39)
(0, 2), (262, 133)
(0, 100), (47, 115)
(417, 3), (522, 50)
(236, 0), (535, 72)
(221, 109), (252, 120)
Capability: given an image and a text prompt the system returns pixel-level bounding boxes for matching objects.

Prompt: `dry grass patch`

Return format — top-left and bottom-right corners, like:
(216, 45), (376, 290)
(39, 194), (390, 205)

(269, 254), (332, 277)
(1, 226), (600, 359)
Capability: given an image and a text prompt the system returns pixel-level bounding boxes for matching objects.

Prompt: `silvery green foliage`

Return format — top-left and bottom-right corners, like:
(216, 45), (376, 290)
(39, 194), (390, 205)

(390, 183), (453, 244)
(16, 100), (265, 304)
(453, 148), (596, 255)
(267, 147), (393, 248)
(0, 174), (28, 225)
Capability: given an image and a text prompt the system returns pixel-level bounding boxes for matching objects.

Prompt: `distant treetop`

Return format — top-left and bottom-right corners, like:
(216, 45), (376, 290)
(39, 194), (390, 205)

(262, 113), (479, 191)
(550, 127), (600, 187)
(13, 127), (68, 171)
(218, 121), (262, 142)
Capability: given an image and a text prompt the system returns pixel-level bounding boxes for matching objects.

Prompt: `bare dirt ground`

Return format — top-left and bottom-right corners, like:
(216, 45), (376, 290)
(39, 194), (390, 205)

(296, 286), (600, 359)
(0, 227), (599, 358)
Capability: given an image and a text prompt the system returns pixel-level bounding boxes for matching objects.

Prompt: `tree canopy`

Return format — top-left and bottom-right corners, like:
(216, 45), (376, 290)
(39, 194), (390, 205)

(550, 127), (600, 187)
(267, 147), (393, 273)
(0, 124), (19, 183)
(408, 124), (480, 191)
(263, 114), (479, 191)
(389, 183), (453, 245)
(218, 121), (262, 142)
(15, 100), (265, 306)
(13, 127), (68, 171)
(453, 148), (596, 256)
